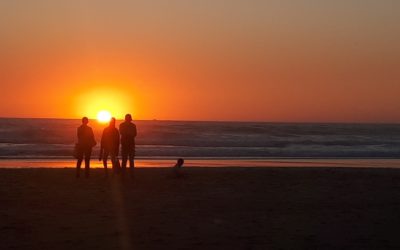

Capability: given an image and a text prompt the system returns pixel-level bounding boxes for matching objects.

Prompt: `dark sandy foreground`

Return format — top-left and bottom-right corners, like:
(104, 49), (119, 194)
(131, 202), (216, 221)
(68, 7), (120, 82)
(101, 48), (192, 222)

(1, 167), (400, 250)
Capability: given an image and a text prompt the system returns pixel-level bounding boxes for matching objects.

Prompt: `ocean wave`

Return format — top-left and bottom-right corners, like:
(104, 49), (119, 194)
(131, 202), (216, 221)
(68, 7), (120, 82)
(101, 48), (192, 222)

(0, 119), (399, 158)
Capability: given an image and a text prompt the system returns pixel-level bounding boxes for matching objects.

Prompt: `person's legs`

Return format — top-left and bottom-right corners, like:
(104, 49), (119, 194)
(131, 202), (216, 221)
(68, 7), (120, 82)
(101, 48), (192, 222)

(127, 146), (135, 178)
(102, 150), (109, 177)
(121, 146), (128, 169)
(76, 158), (83, 177)
(129, 145), (135, 168)
(110, 153), (116, 172)
(76, 149), (84, 178)
(84, 148), (92, 178)
(111, 147), (121, 175)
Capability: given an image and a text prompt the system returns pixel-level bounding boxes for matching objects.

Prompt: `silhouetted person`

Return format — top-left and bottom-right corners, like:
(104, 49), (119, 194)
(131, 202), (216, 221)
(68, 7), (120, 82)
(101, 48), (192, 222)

(99, 117), (120, 176)
(119, 114), (137, 174)
(173, 158), (184, 178)
(76, 117), (96, 178)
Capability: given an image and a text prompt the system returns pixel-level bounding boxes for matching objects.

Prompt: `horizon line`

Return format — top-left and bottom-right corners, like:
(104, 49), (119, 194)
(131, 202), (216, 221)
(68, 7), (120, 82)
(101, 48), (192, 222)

(0, 116), (398, 125)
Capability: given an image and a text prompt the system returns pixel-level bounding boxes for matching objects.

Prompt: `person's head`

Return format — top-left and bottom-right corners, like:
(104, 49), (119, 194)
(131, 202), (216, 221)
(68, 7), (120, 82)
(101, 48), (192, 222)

(125, 114), (132, 122)
(82, 117), (89, 125)
(177, 158), (184, 166)
(109, 117), (116, 127)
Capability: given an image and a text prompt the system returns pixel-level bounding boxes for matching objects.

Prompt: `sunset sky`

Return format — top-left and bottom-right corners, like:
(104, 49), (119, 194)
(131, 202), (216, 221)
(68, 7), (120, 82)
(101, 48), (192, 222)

(1, 1), (399, 122)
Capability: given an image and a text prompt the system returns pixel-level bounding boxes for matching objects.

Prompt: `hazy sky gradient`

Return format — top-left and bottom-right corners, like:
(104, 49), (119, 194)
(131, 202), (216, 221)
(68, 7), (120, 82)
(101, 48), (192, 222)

(1, 1), (399, 122)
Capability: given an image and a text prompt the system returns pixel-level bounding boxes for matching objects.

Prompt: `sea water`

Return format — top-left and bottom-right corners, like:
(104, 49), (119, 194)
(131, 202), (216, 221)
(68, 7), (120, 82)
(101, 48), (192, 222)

(0, 118), (399, 168)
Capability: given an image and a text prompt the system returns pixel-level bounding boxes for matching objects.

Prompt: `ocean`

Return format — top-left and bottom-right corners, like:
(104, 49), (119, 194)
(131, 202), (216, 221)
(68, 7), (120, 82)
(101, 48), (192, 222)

(0, 118), (399, 160)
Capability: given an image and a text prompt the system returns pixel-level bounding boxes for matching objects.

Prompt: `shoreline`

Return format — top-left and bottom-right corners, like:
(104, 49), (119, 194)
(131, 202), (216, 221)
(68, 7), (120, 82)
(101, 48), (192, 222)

(0, 158), (399, 169)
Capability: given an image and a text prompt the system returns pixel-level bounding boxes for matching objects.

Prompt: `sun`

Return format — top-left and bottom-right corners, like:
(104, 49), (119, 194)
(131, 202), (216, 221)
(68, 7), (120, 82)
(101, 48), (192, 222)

(76, 87), (136, 121)
(97, 110), (112, 123)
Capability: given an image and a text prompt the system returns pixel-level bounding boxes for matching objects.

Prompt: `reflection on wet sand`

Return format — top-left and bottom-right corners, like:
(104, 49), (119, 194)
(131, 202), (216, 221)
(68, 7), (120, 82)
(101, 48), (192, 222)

(0, 158), (399, 169)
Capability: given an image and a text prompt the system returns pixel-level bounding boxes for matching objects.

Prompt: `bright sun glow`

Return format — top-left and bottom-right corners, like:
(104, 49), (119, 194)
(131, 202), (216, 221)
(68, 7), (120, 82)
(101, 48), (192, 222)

(97, 110), (112, 123)
(76, 87), (136, 121)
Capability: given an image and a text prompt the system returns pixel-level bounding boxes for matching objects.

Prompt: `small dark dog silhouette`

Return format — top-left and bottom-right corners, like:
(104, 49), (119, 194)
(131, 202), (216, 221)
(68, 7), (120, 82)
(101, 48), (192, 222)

(173, 158), (184, 178)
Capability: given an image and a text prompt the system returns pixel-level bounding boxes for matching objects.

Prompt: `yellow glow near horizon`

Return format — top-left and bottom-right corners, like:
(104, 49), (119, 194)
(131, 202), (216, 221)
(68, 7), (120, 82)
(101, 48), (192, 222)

(97, 110), (112, 123)
(75, 87), (135, 120)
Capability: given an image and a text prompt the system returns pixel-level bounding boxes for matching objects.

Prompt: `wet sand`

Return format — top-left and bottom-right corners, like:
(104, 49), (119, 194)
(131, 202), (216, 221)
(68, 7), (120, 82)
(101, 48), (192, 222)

(1, 158), (400, 169)
(1, 167), (400, 249)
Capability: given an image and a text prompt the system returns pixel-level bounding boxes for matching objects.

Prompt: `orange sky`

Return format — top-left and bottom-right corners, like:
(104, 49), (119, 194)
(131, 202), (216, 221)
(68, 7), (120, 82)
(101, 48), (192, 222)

(1, 1), (399, 122)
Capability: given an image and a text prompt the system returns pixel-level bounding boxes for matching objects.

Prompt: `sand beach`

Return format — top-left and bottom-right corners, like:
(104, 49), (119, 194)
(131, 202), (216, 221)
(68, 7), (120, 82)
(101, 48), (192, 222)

(2, 166), (400, 249)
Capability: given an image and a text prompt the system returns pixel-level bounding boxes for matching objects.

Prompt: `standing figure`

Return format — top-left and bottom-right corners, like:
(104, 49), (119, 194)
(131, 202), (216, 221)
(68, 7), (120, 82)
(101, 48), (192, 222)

(76, 117), (96, 178)
(119, 114), (137, 173)
(99, 117), (120, 176)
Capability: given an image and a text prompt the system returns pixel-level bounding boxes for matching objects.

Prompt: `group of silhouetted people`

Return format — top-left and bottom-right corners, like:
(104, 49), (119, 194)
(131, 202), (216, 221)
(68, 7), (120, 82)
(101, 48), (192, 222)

(75, 114), (137, 178)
